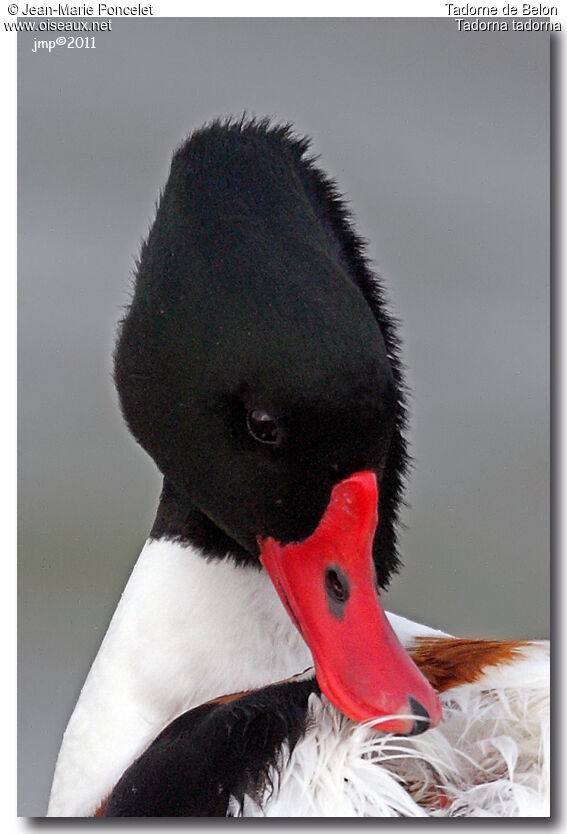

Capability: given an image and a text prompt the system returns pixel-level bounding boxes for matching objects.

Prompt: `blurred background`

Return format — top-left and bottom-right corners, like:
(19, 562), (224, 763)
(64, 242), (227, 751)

(18, 19), (549, 816)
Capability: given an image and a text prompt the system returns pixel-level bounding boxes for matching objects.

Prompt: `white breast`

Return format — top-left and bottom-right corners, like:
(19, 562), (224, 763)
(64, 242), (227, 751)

(47, 538), (313, 817)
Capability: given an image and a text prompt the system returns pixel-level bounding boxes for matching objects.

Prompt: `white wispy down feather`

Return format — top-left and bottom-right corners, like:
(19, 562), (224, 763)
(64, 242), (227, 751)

(231, 642), (550, 818)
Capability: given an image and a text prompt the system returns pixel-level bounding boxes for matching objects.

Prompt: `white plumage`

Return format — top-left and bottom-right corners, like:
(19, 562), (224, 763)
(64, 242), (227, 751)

(232, 642), (549, 817)
(48, 542), (550, 819)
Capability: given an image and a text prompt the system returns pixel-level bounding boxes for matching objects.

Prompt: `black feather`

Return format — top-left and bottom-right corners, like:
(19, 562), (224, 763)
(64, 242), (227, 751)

(103, 678), (318, 817)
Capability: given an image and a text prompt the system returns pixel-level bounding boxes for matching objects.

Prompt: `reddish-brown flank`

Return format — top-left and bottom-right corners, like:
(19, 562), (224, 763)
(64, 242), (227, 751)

(93, 800), (106, 817)
(411, 637), (527, 693)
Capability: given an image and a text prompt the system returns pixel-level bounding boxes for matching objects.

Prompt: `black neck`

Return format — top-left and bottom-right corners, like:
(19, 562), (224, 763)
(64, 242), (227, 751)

(150, 478), (260, 568)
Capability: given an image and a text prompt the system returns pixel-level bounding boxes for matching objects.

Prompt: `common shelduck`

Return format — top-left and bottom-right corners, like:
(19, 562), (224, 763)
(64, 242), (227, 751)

(47, 118), (549, 818)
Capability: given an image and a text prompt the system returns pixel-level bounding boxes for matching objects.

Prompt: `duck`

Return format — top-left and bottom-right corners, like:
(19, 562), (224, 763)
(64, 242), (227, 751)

(47, 117), (549, 818)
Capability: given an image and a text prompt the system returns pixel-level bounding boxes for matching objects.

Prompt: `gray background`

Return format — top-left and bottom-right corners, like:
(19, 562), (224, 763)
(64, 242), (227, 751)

(18, 19), (549, 816)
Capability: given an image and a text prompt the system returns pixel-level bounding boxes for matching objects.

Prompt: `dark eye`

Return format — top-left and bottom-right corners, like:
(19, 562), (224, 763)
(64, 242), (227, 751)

(246, 408), (282, 446)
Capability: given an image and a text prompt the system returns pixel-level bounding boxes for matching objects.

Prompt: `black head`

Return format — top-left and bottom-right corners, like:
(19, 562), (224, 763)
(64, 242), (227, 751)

(114, 118), (408, 588)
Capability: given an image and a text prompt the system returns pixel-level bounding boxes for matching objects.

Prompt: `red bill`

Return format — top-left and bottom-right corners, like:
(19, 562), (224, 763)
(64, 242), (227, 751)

(259, 471), (442, 735)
